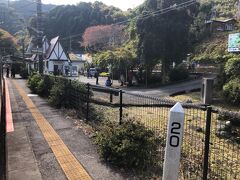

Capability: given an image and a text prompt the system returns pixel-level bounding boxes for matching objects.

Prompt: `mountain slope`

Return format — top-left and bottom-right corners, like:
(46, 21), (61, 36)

(10, 0), (56, 19)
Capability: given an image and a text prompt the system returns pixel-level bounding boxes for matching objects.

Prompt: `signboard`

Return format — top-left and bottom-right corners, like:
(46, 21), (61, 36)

(163, 103), (185, 180)
(228, 33), (240, 52)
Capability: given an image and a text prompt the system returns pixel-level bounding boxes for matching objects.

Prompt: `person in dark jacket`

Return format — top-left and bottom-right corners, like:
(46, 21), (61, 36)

(11, 66), (16, 78)
(6, 67), (9, 78)
(95, 70), (99, 85)
(105, 76), (112, 87)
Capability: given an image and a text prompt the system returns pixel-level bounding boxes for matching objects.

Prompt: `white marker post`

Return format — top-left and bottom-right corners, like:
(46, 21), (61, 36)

(163, 102), (185, 180)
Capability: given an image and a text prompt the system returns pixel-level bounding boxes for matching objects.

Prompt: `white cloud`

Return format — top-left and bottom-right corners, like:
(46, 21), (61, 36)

(42, 0), (145, 11)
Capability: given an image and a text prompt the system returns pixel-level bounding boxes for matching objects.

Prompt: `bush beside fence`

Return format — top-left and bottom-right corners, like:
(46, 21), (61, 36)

(27, 75), (240, 179)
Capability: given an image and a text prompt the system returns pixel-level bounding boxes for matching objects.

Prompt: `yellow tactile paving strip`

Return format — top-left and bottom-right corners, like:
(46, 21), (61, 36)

(12, 80), (92, 180)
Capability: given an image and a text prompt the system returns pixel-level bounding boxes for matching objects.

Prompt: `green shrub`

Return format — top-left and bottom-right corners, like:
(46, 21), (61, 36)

(27, 73), (42, 93)
(224, 58), (240, 78)
(95, 120), (161, 170)
(70, 80), (88, 93)
(19, 65), (29, 79)
(169, 64), (189, 82)
(223, 78), (240, 106)
(215, 65), (227, 91)
(37, 76), (55, 97)
(48, 79), (67, 108)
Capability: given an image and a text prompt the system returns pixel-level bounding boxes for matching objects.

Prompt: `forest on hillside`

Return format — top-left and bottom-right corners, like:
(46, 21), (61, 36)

(0, 0), (55, 34)
(43, 2), (127, 50)
(1, 0), (239, 44)
(1, 0), (239, 71)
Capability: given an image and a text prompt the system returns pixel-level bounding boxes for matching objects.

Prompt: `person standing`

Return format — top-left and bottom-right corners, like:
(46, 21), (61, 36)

(128, 70), (133, 86)
(6, 67), (9, 78)
(119, 73), (125, 86)
(105, 76), (112, 87)
(11, 66), (16, 78)
(87, 68), (90, 78)
(95, 70), (99, 85)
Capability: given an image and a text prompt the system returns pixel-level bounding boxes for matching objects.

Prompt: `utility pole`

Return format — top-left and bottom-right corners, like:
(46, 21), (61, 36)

(36, 0), (43, 74)
(237, 0), (240, 20)
(69, 36), (72, 52)
(22, 38), (25, 61)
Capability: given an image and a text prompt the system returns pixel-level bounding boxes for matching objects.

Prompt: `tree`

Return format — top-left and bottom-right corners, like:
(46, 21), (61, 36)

(224, 57), (240, 78)
(82, 25), (128, 51)
(136, 0), (196, 83)
(0, 28), (17, 56)
(93, 39), (137, 76)
(43, 2), (127, 50)
(0, 4), (22, 34)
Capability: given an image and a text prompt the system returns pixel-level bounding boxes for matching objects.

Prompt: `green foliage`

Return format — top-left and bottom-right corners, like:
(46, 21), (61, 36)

(48, 81), (66, 108)
(0, 5), (22, 34)
(215, 65), (227, 90)
(95, 120), (160, 169)
(27, 73), (42, 93)
(0, 0), (55, 34)
(223, 78), (240, 106)
(206, 0), (238, 18)
(19, 65), (29, 79)
(44, 2), (127, 50)
(11, 0), (55, 19)
(136, 0), (195, 83)
(93, 38), (138, 74)
(27, 74), (87, 108)
(192, 33), (231, 63)
(48, 78), (87, 108)
(222, 57), (240, 105)
(0, 28), (18, 56)
(224, 57), (240, 78)
(191, 0), (238, 63)
(169, 64), (189, 82)
(70, 80), (88, 93)
(37, 76), (55, 97)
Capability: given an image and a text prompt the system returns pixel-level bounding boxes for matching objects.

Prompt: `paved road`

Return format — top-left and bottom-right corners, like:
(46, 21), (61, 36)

(71, 75), (203, 97)
(125, 79), (202, 97)
(70, 76), (121, 87)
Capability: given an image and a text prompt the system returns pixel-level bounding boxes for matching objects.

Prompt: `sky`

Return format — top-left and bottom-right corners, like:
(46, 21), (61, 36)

(41, 0), (145, 11)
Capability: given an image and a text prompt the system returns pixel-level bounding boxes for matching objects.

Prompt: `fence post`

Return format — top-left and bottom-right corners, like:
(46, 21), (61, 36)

(110, 93), (113, 103)
(119, 90), (123, 125)
(163, 102), (185, 180)
(203, 106), (212, 180)
(86, 83), (90, 121)
(68, 79), (72, 108)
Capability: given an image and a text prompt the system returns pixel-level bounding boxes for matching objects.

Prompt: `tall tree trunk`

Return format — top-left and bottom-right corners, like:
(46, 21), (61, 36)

(161, 60), (168, 84)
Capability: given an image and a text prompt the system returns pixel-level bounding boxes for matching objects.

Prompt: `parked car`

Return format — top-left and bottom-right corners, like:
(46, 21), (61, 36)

(89, 68), (97, 77)
(100, 72), (110, 77)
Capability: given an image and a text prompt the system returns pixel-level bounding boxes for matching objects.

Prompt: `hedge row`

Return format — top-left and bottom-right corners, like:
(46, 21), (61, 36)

(27, 73), (86, 108)
(27, 73), (162, 173)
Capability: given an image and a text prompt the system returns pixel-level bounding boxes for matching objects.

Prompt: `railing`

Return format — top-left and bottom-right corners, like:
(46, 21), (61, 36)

(60, 76), (240, 179)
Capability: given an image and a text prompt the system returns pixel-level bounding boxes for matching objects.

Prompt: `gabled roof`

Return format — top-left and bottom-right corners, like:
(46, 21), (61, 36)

(205, 18), (237, 24)
(31, 54), (38, 61)
(68, 53), (85, 62)
(45, 36), (59, 59)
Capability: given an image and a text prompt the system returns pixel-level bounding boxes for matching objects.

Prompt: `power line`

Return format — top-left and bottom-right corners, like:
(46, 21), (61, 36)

(116, 0), (197, 25)
(59, 0), (197, 42)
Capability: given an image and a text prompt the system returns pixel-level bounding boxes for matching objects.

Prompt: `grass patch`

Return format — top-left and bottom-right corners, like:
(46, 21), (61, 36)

(170, 91), (240, 112)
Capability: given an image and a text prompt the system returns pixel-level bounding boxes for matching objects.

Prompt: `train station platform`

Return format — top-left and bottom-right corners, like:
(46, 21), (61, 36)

(5, 77), (125, 180)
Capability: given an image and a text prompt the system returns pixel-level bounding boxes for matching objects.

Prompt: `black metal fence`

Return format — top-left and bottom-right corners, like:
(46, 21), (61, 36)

(66, 78), (239, 179)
